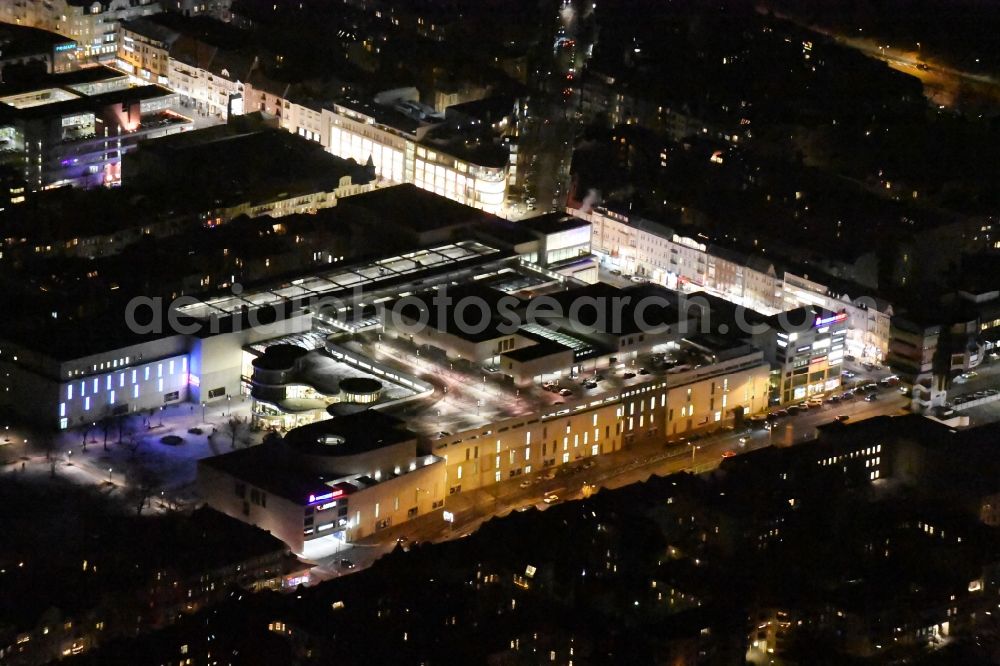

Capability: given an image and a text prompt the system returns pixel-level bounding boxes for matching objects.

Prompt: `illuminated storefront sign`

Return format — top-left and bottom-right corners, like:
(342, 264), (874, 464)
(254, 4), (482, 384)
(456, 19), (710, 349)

(307, 489), (344, 504)
(814, 312), (848, 328)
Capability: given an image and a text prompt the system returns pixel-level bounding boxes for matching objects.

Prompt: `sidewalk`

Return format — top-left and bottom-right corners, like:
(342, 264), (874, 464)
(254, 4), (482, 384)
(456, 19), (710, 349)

(6, 397), (263, 507)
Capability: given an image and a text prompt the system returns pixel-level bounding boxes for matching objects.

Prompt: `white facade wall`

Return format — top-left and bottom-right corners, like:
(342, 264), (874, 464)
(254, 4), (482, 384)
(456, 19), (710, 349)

(168, 58), (245, 118)
(57, 353), (190, 428)
(321, 106), (508, 215)
(577, 207), (782, 314)
(782, 272), (891, 363)
(2, 0), (161, 61)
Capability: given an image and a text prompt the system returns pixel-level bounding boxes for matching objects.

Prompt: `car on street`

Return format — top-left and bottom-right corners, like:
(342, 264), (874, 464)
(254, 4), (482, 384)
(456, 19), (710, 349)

(340, 559), (356, 569)
(583, 381), (598, 389)
(835, 414), (850, 422)
(559, 388), (573, 397)
(722, 450), (737, 458)
(623, 372), (636, 379)
(543, 494), (559, 504)
(865, 393), (878, 402)
(519, 479), (533, 488)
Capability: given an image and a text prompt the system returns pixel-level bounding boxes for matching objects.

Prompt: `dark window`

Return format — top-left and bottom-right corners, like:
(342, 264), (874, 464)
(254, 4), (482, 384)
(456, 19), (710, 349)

(208, 387), (225, 399)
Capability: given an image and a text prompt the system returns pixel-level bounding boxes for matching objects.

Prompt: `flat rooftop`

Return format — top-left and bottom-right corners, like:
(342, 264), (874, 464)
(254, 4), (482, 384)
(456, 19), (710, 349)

(337, 183), (500, 233)
(201, 412), (440, 503)
(123, 125), (372, 209)
(177, 240), (502, 321)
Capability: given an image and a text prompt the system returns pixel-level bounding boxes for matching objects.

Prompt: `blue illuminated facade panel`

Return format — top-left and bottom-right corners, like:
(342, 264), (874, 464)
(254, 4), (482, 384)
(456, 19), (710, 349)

(57, 354), (190, 429)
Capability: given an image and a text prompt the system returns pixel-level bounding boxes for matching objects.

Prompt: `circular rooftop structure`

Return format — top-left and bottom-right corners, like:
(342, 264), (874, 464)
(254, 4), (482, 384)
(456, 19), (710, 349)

(339, 377), (383, 404)
(251, 344), (309, 371)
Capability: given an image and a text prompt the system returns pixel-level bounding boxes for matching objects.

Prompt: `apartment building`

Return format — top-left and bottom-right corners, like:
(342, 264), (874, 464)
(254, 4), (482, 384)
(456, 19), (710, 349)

(575, 205), (893, 363)
(320, 97), (511, 215)
(1, 0), (161, 62)
(574, 206), (782, 313)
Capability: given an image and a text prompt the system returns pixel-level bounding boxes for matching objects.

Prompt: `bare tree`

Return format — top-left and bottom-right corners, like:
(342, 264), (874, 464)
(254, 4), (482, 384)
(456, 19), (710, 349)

(125, 432), (143, 459)
(222, 417), (243, 449)
(98, 410), (114, 451)
(116, 413), (131, 444)
(79, 418), (92, 452)
(125, 466), (161, 516)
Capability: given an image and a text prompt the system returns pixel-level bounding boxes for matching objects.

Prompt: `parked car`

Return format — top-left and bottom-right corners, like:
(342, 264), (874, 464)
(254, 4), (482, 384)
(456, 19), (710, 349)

(559, 388), (573, 397)
(623, 372), (636, 379)
(865, 393), (878, 402)
(638, 367), (650, 375)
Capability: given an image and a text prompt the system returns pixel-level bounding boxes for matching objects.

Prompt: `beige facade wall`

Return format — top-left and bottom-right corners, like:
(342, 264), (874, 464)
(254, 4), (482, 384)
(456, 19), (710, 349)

(434, 358), (771, 494)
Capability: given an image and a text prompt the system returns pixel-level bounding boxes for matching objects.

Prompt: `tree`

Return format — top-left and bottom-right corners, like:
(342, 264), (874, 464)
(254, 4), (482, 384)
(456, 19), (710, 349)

(222, 417), (244, 449)
(98, 410), (114, 451)
(125, 466), (161, 516)
(79, 418), (92, 452)
(116, 413), (130, 444)
(125, 432), (143, 459)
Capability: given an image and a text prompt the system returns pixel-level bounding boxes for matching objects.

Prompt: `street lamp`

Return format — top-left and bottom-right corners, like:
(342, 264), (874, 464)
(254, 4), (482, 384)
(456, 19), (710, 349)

(201, 401), (206, 423)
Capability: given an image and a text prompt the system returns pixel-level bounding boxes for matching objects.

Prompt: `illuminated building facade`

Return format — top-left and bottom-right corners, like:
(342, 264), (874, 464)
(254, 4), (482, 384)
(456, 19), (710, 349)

(575, 206), (783, 314)
(321, 100), (510, 215)
(577, 205), (892, 361)
(0, 0), (161, 62)
(753, 307), (848, 403)
(437, 349), (770, 495)
(199, 410), (447, 556)
(0, 67), (191, 189)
